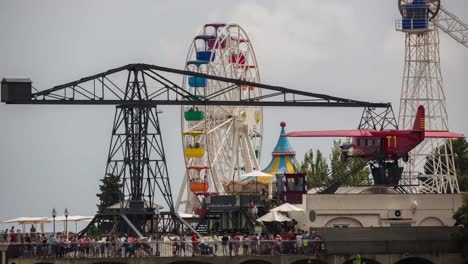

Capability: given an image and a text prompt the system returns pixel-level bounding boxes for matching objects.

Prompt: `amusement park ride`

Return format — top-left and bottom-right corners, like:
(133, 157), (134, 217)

(0, 62), (391, 235)
(285, 105), (464, 186)
(396, 0), (468, 193)
(1, 0), (466, 236)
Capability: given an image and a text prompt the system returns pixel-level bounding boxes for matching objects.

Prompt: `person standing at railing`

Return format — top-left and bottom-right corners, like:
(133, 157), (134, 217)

(180, 235), (186, 256)
(250, 233), (258, 255)
(30, 225), (36, 240)
(191, 233), (199, 256)
(295, 231), (303, 254)
(284, 231), (293, 254)
(242, 234), (249, 255)
(221, 233), (229, 256)
(233, 233), (241, 256)
(173, 235), (181, 256)
(228, 234), (234, 256)
(9, 226), (15, 243)
(210, 234), (219, 256)
(273, 234), (282, 255)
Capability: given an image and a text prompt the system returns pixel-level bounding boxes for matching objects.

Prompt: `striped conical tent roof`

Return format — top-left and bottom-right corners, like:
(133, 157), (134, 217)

(262, 122), (300, 175)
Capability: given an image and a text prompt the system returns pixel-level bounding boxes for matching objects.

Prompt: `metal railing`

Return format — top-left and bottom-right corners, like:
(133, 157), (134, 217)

(3, 240), (324, 258)
(395, 19), (434, 32)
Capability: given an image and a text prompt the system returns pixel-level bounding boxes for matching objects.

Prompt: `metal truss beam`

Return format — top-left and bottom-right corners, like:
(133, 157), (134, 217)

(433, 6), (468, 48)
(7, 63), (389, 109)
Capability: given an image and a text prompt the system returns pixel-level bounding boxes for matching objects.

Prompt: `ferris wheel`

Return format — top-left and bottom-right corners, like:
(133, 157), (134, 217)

(175, 23), (263, 213)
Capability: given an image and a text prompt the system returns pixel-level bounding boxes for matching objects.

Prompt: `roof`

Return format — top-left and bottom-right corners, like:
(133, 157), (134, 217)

(2, 78), (32, 83)
(308, 186), (399, 194)
(274, 122), (296, 154)
(262, 122), (300, 176)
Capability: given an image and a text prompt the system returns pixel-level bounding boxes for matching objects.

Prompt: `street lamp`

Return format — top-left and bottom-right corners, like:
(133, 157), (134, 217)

(52, 208), (57, 234)
(155, 206), (160, 234)
(64, 208), (69, 240)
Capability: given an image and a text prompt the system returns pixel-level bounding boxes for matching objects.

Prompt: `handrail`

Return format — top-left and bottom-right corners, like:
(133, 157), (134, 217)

(2, 240), (324, 258)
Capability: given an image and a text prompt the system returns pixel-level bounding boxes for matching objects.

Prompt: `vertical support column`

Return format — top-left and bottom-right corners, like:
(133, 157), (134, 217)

(399, 29), (459, 193)
(91, 68), (175, 235)
(1, 249), (6, 264)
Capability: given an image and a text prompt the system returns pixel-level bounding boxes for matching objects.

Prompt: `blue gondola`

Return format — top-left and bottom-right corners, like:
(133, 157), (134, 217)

(196, 51), (214, 62)
(188, 77), (207, 88)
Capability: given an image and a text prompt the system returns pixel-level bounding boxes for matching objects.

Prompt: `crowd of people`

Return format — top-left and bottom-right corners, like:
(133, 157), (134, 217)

(1, 225), (324, 258)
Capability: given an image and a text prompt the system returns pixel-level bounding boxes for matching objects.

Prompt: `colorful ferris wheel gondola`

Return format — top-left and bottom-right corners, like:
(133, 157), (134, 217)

(177, 23), (263, 214)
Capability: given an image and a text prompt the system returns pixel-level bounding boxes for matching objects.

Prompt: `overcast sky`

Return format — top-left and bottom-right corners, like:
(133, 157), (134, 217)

(0, 0), (467, 230)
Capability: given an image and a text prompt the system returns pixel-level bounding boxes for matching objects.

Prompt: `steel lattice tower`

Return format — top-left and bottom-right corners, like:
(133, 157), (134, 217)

(398, 20), (459, 194)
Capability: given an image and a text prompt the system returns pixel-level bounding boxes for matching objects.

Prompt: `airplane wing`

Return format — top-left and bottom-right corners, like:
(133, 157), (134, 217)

(425, 131), (464, 138)
(283, 130), (374, 137)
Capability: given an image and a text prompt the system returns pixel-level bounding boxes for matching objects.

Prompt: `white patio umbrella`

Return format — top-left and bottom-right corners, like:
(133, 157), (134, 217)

(3, 217), (51, 224)
(46, 215), (94, 233)
(241, 170), (274, 198)
(270, 203), (304, 212)
(47, 215), (93, 222)
(3, 217), (51, 233)
(256, 211), (292, 223)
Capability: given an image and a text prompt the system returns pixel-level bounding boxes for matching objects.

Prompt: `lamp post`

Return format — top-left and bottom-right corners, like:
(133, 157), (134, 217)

(155, 207), (160, 256)
(64, 208), (69, 240)
(155, 206), (160, 234)
(52, 208), (57, 234)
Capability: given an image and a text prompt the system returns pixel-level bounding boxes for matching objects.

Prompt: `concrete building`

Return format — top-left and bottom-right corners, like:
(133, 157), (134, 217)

(296, 187), (463, 230)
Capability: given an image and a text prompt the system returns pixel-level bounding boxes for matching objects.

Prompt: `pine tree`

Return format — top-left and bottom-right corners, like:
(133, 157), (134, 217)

(96, 173), (124, 212)
(300, 149), (329, 188)
(300, 140), (369, 189)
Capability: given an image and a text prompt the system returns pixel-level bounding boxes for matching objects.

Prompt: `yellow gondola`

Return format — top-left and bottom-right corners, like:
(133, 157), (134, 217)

(183, 131), (205, 158)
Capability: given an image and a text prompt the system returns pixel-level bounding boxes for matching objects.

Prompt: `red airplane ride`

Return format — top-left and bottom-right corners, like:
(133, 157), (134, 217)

(283, 106), (464, 164)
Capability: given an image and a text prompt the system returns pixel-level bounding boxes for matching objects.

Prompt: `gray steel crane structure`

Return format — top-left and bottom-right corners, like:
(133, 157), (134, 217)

(1, 63), (393, 236)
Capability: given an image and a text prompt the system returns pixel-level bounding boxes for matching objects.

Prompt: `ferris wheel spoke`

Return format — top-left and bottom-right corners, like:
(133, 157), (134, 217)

(209, 121), (234, 164)
(207, 117), (233, 135)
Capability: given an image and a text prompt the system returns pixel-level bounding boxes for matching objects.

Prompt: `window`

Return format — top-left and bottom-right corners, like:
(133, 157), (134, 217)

(389, 223), (412, 227)
(333, 224), (350, 228)
(358, 139), (365, 146)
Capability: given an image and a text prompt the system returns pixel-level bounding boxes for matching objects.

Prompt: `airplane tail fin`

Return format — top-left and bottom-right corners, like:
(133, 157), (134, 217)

(413, 105), (425, 131)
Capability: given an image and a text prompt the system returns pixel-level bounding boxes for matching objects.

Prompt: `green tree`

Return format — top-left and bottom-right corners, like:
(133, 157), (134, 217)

(453, 138), (468, 191)
(330, 139), (370, 186)
(300, 149), (329, 188)
(352, 255), (366, 264)
(300, 140), (370, 189)
(96, 173), (124, 212)
(452, 194), (468, 260)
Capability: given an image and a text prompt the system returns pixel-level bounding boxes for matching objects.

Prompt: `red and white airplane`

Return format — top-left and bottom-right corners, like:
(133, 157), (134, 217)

(283, 106), (464, 163)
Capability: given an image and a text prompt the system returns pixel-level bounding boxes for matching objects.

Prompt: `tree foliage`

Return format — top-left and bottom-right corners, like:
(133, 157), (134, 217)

(301, 149), (328, 188)
(453, 194), (468, 260)
(453, 138), (468, 191)
(300, 139), (370, 188)
(330, 139), (370, 186)
(96, 174), (124, 212)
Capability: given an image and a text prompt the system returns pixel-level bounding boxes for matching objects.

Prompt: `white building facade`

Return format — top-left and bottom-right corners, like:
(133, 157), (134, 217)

(297, 190), (463, 230)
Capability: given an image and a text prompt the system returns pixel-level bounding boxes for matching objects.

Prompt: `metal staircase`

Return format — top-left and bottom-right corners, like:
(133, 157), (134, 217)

(194, 211), (221, 235)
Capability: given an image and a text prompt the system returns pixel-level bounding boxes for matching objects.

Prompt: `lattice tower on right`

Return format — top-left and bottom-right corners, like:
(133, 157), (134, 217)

(396, 0), (467, 193)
